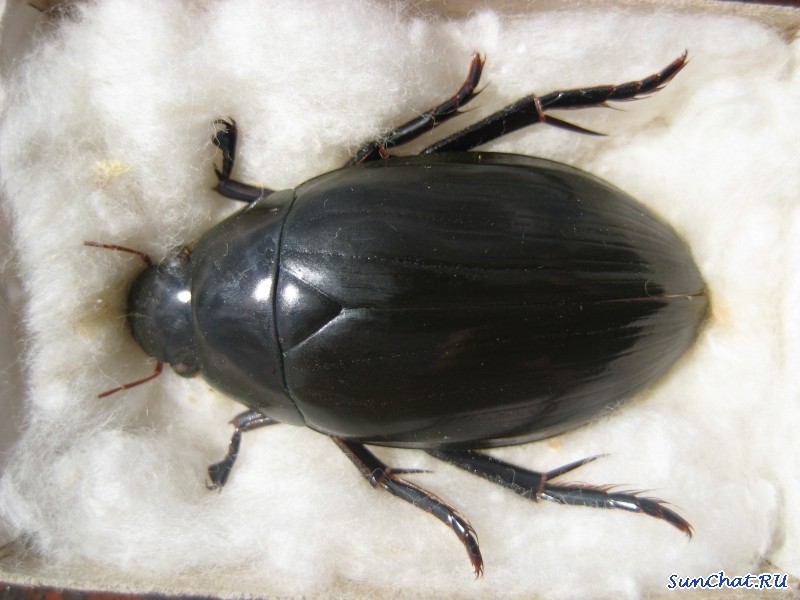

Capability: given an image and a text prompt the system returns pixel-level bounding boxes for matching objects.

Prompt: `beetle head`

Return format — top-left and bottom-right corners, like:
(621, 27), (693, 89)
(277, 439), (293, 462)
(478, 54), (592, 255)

(127, 246), (199, 377)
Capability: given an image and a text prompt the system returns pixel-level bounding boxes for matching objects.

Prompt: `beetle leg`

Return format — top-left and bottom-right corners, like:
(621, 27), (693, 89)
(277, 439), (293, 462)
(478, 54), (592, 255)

(334, 438), (484, 577)
(347, 52), (485, 166)
(207, 409), (280, 489)
(427, 449), (692, 537)
(421, 51), (688, 154)
(212, 119), (274, 203)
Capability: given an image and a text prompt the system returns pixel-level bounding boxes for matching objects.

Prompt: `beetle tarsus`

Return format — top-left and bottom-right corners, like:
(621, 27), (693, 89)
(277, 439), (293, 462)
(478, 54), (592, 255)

(427, 449), (692, 536)
(347, 52), (485, 165)
(212, 118), (238, 180)
(334, 438), (484, 576)
(207, 409), (280, 489)
(538, 484), (693, 538)
(422, 51), (689, 153)
(212, 118), (273, 203)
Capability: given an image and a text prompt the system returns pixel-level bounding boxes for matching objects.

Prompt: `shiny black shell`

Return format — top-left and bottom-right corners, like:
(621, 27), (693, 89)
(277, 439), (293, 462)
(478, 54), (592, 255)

(191, 152), (706, 448)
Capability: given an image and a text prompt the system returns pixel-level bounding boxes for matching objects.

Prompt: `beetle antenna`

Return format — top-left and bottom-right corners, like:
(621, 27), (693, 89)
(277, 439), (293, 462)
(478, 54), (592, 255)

(84, 241), (153, 267)
(84, 242), (162, 397)
(97, 361), (164, 398)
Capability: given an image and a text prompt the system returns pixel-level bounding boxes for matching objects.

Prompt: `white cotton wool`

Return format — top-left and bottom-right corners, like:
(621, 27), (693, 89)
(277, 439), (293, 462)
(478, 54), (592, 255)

(0, 1), (798, 598)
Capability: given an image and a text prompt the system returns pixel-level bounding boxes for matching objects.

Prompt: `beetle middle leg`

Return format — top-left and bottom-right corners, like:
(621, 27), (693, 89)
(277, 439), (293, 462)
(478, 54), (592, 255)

(347, 52), (485, 166)
(421, 51), (688, 154)
(207, 409), (280, 489)
(334, 438), (484, 577)
(427, 449), (692, 536)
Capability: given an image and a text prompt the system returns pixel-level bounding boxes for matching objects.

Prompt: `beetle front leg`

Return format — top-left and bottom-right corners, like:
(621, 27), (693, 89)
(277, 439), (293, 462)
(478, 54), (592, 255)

(212, 119), (274, 203)
(334, 438), (484, 577)
(207, 409), (280, 489)
(421, 51), (688, 153)
(427, 449), (693, 537)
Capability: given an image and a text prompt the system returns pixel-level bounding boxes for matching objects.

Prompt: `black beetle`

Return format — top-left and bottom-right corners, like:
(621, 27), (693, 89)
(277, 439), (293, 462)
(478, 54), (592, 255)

(88, 52), (706, 575)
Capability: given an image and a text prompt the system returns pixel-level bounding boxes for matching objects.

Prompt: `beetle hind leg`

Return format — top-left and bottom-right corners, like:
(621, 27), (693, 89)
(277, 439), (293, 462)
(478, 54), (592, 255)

(422, 51), (688, 153)
(427, 449), (692, 537)
(212, 119), (274, 203)
(334, 438), (484, 577)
